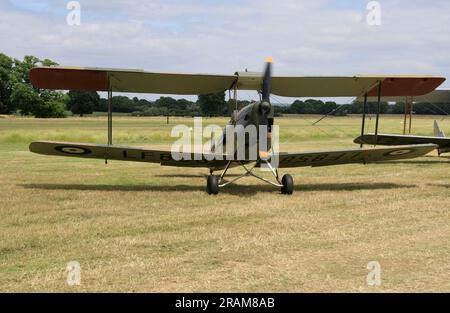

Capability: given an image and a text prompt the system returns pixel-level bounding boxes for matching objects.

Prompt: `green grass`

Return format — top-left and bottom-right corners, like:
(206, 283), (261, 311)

(0, 115), (449, 292)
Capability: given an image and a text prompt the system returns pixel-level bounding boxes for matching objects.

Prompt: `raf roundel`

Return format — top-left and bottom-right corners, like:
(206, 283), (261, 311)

(385, 149), (412, 156)
(55, 146), (92, 155)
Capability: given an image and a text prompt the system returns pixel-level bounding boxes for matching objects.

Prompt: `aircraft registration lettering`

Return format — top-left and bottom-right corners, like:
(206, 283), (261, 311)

(122, 150), (138, 159)
(327, 153), (347, 161)
(280, 156), (297, 164)
(311, 154), (328, 162)
(295, 155), (313, 162)
(141, 151), (154, 160)
(349, 151), (363, 159)
(160, 153), (172, 161)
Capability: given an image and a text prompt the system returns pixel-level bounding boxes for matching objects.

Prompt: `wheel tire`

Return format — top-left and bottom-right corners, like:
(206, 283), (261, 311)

(206, 175), (219, 195)
(281, 174), (294, 195)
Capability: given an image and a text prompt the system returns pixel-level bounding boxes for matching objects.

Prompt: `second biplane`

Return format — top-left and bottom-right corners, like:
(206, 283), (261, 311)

(353, 91), (450, 156)
(355, 120), (450, 156)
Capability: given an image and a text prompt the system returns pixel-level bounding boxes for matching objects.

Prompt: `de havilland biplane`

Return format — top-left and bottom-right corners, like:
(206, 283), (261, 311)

(28, 59), (445, 194)
(353, 90), (450, 156)
(355, 120), (450, 156)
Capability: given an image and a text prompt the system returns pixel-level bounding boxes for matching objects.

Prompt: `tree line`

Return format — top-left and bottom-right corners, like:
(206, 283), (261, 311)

(1, 53), (449, 118)
(276, 99), (450, 116)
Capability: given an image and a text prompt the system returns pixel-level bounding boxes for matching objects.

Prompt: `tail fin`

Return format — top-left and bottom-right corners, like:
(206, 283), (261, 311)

(434, 120), (446, 138)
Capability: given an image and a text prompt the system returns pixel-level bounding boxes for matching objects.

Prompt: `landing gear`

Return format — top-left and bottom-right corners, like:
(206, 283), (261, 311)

(206, 175), (219, 195)
(206, 161), (295, 195)
(281, 174), (294, 195)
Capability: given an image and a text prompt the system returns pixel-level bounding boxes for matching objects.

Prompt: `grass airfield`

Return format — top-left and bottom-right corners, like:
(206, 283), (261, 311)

(0, 115), (449, 292)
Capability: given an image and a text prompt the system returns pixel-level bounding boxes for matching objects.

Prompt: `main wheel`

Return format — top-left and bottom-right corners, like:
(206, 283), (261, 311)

(206, 175), (219, 195)
(281, 174), (294, 195)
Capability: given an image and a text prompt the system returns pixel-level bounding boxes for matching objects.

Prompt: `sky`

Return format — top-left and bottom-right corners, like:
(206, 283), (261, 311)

(1, 0), (449, 103)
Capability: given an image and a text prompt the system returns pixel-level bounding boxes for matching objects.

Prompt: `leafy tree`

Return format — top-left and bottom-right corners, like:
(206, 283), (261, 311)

(290, 100), (304, 113)
(12, 55), (41, 84)
(41, 58), (59, 67)
(111, 96), (138, 113)
(2, 54), (66, 117)
(10, 83), (41, 116)
(348, 100), (389, 114)
(155, 97), (178, 111)
(34, 99), (67, 118)
(0, 53), (14, 113)
(10, 84), (68, 117)
(37, 90), (69, 118)
(96, 98), (108, 112)
(95, 97), (152, 113)
(67, 91), (100, 116)
(390, 102), (406, 114)
(197, 92), (226, 116)
(135, 98), (153, 108)
(319, 101), (338, 115)
(176, 98), (190, 111)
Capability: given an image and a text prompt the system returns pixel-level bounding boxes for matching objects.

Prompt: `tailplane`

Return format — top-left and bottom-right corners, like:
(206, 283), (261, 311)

(434, 120), (446, 138)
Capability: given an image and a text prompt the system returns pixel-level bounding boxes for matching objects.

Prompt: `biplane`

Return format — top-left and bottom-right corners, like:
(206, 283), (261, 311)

(355, 120), (450, 156)
(29, 59), (445, 194)
(353, 90), (450, 156)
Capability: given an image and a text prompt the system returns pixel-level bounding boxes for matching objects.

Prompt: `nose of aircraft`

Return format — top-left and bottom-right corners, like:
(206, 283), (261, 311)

(260, 101), (271, 114)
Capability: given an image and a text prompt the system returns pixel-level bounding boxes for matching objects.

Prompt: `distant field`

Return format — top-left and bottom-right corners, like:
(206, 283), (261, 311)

(0, 115), (449, 292)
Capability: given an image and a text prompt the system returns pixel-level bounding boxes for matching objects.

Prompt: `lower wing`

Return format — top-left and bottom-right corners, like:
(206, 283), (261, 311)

(30, 141), (436, 169)
(29, 141), (230, 169)
(354, 134), (450, 153)
(275, 144), (436, 168)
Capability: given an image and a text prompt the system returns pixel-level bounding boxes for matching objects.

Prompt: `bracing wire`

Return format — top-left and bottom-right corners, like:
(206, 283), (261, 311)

(419, 95), (449, 121)
(269, 94), (353, 147)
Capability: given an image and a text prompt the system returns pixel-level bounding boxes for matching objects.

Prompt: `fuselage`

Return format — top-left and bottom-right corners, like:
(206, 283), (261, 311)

(212, 101), (274, 160)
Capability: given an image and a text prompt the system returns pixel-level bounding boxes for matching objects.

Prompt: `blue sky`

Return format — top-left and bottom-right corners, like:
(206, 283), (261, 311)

(1, 0), (449, 102)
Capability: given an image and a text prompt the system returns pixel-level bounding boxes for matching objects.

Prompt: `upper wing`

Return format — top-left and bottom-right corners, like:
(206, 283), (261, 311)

(30, 67), (236, 95)
(29, 141), (230, 169)
(30, 66), (445, 97)
(270, 75), (445, 97)
(275, 144), (436, 168)
(354, 134), (450, 153)
(356, 89), (450, 102)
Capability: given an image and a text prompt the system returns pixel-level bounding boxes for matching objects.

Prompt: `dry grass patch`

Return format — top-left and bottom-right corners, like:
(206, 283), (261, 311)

(0, 115), (449, 292)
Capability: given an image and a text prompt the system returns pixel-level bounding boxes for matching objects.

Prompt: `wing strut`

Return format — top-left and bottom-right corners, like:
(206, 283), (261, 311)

(105, 75), (113, 164)
(108, 87), (112, 145)
(402, 95), (414, 135)
(409, 96), (414, 134)
(374, 81), (383, 147)
(360, 92), (368, 148)
(403, 96), (409, 135)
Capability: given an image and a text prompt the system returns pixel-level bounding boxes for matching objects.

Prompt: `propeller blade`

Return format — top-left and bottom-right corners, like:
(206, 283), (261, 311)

(259, 58), (273, 158)
(261, 57), (273, 102)
(260, 57), (273, 126)
(259, 102), (270, 126)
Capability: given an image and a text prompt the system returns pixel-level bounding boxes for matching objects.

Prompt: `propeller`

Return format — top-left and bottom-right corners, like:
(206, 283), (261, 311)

(259, 57), (273, 159)
(259, 57), (272, 127)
